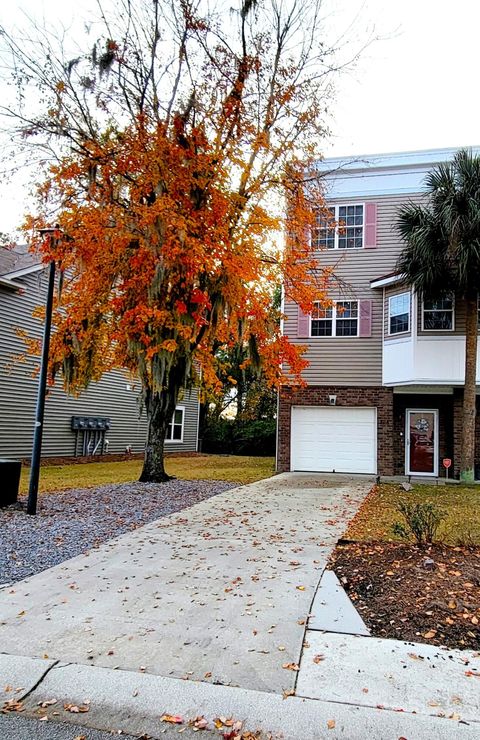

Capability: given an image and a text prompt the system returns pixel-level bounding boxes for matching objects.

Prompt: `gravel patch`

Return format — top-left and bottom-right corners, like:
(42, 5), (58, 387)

(0, 479), (238, 584)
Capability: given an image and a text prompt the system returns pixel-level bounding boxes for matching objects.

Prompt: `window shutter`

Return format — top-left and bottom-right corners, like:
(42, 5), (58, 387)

(359, 300), (372, 337)
(364, 202), (377, 248)
(297, 305), (311, 338)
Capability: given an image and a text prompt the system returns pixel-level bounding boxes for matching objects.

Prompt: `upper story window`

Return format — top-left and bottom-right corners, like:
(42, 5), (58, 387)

(389, 292), (410, 335)
(312, 204), (364, 250)
(311, 301), (358, 337)
(166, 406), (185, 442)
(422, 296), (454, 331)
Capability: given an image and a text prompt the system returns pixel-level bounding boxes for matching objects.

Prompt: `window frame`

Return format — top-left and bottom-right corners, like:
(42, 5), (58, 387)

(421, 295), (455, 332)
(310, 300), (359, 338)
(388, 291), (411, 336)
(312, 203), (365, 251)
(165, 405), (185, 444)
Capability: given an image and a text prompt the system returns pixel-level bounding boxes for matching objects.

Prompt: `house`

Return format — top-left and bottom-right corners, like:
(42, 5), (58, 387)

(0, 244), (200, 458)
(278, 147), (480, 480)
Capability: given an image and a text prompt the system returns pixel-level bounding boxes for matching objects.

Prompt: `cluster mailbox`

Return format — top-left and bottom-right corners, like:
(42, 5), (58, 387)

(71, 416), (111, 431)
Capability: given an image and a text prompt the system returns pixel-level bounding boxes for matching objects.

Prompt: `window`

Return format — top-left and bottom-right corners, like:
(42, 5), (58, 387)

(422, 296), (454, 330)
(312, 204), (364, 250)
(311, 301), (358, 337)
(166, 406), (185, 442)
(389, 292), (410, 335)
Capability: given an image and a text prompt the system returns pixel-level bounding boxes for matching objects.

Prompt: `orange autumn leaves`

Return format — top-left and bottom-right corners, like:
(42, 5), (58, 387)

(27, 116), (325, 397)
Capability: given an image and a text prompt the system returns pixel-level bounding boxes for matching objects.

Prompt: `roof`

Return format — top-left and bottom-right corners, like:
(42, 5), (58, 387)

(0, 243), (43, 291)
(316, 146), (480, 199)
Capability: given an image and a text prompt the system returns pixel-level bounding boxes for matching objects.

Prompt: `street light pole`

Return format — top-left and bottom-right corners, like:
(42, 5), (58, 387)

(27, 229), (59, 515)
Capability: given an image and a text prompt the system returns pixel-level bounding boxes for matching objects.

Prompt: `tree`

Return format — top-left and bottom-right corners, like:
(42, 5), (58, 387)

(0, 0), (352, 481)
(396, 149), (480, 483)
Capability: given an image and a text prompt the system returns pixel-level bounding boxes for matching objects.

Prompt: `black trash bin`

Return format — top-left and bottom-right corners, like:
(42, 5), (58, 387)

(0, 459), (22, 507)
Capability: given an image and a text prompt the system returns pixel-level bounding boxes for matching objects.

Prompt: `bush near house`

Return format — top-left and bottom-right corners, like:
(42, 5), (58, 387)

(201, 419), (276, 456)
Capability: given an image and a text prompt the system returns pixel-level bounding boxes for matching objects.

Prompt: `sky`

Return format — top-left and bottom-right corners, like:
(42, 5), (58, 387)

(1, 0), (480, 235)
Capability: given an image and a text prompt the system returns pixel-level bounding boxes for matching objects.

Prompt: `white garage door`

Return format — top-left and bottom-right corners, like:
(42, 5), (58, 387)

(291, 406), (377, 474)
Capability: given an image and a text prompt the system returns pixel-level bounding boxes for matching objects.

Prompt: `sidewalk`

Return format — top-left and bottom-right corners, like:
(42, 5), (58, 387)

(1, 473), (479, 738)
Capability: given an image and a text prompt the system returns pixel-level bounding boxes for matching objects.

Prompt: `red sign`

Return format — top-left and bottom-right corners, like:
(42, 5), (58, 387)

(443, 458), (452, 469)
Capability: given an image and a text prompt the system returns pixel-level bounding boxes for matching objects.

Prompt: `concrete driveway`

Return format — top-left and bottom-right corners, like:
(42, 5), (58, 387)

(0, 473), (371, 694)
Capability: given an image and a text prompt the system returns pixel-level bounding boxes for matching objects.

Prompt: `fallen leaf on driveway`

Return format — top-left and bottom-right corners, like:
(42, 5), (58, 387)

(64, 703), (90, 714)
(1, 700), (24, 713)
(38, 699), (57, 708)
(282, 663), (299, 671)
(313, 654), (325, 663)
(190, 715), (208, 729)
(161, 714), (183, 724)
(327, 719), (335, 729)
(282, 689), (295, 699)
(296, 586), (306, 591)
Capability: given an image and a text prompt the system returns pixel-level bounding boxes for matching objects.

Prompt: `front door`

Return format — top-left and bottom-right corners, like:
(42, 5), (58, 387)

(406, 409), (438, 476)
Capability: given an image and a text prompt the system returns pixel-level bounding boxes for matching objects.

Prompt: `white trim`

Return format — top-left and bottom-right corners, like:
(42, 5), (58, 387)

(421, 295), (455, 332)
(394, 386), (454, 395)
(0, 276), (22, 291)
(388, 291), (411, 336)
(370, 273), (405, 289)
(310, 300), (359, 338)
(165, 405), (185, 444)
(2, 263), (44, 280)
(405, 408), (439, 477)
(312, 202), (365, 251)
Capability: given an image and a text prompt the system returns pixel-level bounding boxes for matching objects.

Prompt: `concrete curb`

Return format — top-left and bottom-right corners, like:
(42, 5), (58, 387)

(3, 657), (478, 740)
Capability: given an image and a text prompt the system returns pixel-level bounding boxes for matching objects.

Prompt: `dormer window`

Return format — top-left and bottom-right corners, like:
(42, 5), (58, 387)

(312, 204), (364, 250)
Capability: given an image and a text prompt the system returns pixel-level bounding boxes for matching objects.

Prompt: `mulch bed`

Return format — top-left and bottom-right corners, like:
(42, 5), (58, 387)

(330, 542), (480, 651)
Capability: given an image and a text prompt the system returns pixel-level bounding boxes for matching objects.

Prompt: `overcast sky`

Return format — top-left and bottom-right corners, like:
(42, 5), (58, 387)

(1, 0), (479, 235)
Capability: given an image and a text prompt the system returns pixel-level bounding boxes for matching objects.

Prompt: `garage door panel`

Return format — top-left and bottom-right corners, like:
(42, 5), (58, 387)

(291, 406), (376, 474)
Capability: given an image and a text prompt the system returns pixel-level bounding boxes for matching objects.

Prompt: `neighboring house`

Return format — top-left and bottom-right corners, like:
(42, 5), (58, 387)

(0, 244), (200, 458)
(278, 147), (480, 480)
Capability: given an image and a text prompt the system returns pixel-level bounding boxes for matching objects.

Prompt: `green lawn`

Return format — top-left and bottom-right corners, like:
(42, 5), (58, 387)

(19, 454), (276, 494)
(345, 483), (480, 546)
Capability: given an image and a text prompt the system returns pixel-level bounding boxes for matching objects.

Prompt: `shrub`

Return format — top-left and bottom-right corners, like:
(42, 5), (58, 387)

(201, 418), (276, 456)
(392, 501), (446, 546)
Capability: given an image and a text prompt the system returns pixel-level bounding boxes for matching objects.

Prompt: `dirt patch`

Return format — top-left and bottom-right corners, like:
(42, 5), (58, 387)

(330, 542), (480, 651)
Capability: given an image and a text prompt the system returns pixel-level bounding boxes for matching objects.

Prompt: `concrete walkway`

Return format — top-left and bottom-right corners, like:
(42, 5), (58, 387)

(0, 473), (369, 694)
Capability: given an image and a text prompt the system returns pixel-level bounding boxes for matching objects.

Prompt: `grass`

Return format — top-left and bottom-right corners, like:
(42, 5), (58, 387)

(345, 483), (480, 546)
(19, 454), (276, 495)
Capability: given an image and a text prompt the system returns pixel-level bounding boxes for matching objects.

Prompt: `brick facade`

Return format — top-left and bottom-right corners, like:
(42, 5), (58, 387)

(277, 385), (394, 475)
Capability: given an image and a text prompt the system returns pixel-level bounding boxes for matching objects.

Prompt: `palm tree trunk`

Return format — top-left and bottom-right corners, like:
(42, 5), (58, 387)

(460, 294), (478, 482)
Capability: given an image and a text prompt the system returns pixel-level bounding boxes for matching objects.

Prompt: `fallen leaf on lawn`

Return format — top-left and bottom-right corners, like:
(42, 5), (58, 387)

(39, 716), (48, 721)
(282, 662), (299, 671)
(313, 654), (325, 664)
(161, 714), (183, 724)
(327, 719), (335, 729)
(73, 736), (86, 740)
(424, 631), (436, 639)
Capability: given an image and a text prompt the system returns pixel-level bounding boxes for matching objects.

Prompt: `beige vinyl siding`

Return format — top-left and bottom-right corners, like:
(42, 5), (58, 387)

(0, 270), (199, 458)
(284, 192), (423, 386)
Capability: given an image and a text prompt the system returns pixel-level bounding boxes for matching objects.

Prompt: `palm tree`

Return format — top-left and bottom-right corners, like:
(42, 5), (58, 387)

(397, 148), (480, 483)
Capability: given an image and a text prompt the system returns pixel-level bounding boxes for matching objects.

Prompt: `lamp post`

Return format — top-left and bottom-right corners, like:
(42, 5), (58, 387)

(27, 227), (61, 515)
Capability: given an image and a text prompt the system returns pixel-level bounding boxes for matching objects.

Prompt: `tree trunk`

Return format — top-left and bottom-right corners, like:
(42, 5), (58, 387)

(460, 294), (478, 482)
(139, 389), (178, 483)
